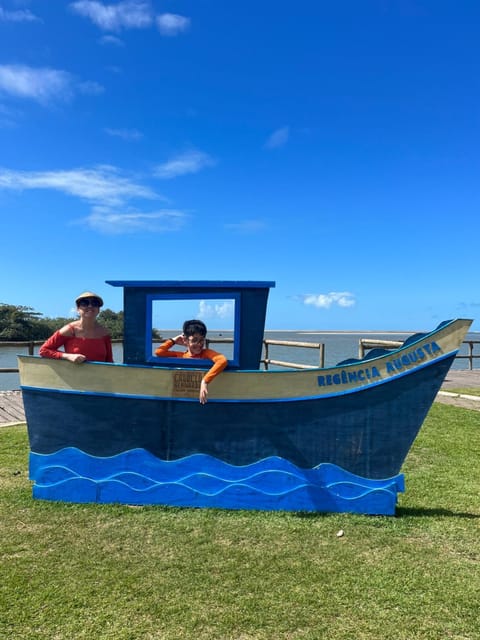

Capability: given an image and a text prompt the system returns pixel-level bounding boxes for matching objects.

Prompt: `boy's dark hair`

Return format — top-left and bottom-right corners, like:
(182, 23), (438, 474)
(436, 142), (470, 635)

(183, 319), (207, 337)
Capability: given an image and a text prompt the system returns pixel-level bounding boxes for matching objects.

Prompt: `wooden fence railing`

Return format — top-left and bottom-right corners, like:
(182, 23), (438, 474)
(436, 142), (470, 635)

(1, 337), (479, 374)
(358, 339), (480, 371)
(260, 339), (325, 370)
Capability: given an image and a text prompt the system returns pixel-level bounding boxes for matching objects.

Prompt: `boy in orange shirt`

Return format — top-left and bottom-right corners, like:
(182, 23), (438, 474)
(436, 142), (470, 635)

(155, 319), (227, 404)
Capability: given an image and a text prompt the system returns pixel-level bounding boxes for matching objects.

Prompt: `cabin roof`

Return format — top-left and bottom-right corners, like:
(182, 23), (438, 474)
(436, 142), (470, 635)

(107, 280), (275, 290)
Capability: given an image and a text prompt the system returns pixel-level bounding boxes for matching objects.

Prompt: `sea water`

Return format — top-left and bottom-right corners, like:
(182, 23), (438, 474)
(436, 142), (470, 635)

(1, 330), (479, 391)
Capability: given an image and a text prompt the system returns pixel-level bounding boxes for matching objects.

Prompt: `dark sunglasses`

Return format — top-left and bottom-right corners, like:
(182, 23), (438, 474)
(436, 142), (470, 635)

(78, 298), (101, 308)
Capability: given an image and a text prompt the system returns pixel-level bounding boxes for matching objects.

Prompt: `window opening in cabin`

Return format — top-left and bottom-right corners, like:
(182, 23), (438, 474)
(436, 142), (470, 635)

(148, 296), (238, 366)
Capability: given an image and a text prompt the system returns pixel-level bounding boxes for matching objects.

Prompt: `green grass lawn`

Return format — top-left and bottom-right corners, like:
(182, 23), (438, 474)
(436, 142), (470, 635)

(447, 387), (480, 397)
(1, 404), (479, 640)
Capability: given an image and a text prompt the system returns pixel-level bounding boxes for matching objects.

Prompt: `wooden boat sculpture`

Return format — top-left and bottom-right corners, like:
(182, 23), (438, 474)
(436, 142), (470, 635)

(18, 280), (472, 515)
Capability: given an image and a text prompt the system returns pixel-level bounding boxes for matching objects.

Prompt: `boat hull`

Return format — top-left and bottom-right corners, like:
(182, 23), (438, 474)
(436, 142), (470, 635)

(22, 355), (452, 478)
(18, 318), (472, 514)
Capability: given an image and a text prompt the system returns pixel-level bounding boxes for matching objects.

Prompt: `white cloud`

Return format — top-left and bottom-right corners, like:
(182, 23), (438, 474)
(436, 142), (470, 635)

(0, 165), (157, 207)
(70, 2), (191, 38)
(104, 127), (143, 140)
(0, 7), (40, 22)
(69, 0), (152, 31)
(0, 64), (103, 105)
(81, 206), (187, 234)
(154, 150), (216, 179)
(0, 165), (189, 235)
(99, 34), (124, 46)
(198, 300), (234, 320)
(156, 13), (190, 36)
(0, 65), (73, 104)
(264, 126), (289, 149)
(224, 219), (266, 233)
(299, 292), (356, 309)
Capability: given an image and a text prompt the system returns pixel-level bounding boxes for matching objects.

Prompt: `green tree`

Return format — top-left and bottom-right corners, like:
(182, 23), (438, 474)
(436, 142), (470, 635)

(97, 309), (124, 339)
(35, 316), (75, 337)
(0, 304), (49, 340)
(0, 304), (127, 341)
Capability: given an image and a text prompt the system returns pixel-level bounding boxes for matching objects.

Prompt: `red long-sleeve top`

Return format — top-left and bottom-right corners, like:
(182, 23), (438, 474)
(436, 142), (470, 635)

(39, 325), (114, 363)
(155, 339), (227, 383)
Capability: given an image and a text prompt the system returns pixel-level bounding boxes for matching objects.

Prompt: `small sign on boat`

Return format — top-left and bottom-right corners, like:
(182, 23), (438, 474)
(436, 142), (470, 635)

(172, 370), (203, 397)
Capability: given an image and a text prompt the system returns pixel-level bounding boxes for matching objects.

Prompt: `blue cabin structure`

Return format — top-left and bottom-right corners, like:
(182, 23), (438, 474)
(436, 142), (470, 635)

(106, 280), (275, 370)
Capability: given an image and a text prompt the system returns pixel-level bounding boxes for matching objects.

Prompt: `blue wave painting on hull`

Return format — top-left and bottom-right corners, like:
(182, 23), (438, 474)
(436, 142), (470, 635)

(30, 449), (405, 515)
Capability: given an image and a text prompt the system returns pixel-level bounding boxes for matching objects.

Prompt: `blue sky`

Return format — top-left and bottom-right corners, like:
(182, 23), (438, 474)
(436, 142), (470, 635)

(0, 0), (479, 331)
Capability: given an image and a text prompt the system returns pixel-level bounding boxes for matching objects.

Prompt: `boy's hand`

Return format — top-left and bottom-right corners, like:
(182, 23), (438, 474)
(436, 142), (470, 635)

(199, 379), (208, 404)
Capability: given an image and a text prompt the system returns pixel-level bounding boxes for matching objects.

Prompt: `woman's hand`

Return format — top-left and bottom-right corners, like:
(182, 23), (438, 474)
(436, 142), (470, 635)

(64, 353), (87, 364)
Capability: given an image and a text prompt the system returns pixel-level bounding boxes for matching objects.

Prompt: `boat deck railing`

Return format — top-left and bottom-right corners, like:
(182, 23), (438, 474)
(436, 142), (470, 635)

(1, 337), (480, 375)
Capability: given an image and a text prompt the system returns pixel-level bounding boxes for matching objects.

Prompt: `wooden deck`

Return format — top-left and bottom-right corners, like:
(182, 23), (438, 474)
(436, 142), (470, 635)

(1, 369), (480, 426)
(0, 390), (26, 425)
(439, 369), (480, 389)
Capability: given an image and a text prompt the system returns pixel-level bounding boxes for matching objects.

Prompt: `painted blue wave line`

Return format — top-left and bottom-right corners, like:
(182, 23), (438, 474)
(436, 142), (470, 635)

(32, 478), (399, 515)
(32, 465), (404, 500)
(33, 477), (399, 500)
(29, 449), (404, 514)
(33, 467), (402, 498)
(30, 449), (405, 491)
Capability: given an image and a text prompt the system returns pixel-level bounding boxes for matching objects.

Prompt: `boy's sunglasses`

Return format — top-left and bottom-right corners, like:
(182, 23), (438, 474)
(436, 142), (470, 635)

(78, 298), (101, 308)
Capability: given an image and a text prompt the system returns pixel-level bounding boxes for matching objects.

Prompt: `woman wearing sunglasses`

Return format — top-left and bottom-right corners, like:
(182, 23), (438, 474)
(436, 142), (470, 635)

(39, 291), (113, 363)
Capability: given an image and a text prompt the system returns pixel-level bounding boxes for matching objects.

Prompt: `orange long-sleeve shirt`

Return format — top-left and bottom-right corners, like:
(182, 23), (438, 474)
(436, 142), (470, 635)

(154, 339), (227, 383)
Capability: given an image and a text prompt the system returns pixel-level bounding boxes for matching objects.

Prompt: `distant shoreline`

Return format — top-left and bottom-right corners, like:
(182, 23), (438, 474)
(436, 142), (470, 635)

(164, 329), (480, 335)
(273, 330), (480, 335)
(295, 331), (414, 336)
(201, 330), (414, 335)
(165, 329), (416, 335)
